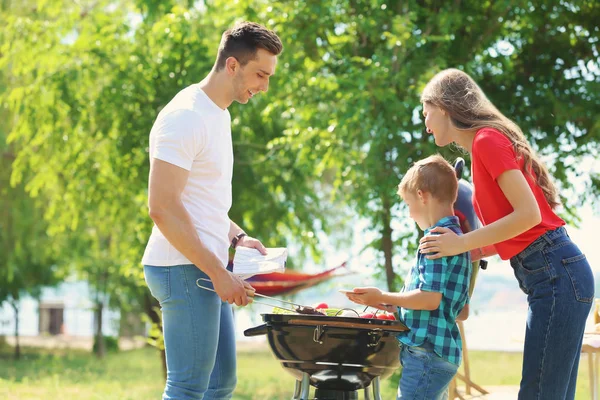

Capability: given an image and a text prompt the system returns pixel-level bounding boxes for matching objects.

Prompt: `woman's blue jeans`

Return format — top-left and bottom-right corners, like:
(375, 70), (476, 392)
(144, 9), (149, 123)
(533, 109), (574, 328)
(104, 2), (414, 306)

(510, 227), (594, 400)
(144, 265), (236, 400)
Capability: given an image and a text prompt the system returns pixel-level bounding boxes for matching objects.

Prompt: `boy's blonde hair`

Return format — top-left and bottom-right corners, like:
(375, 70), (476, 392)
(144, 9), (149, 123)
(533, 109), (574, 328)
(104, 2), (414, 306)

(398, 155), (458, 204)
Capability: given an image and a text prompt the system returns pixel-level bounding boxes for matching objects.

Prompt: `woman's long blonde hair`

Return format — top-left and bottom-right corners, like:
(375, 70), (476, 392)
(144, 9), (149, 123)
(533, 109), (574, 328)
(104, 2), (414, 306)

(421, 68), (560, 209)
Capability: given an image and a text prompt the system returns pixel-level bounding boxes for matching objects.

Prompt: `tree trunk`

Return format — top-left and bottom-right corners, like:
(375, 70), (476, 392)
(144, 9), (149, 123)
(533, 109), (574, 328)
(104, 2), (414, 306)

(144, 292), (166, 379)
(95, 300), (106, 359)
(10, 300), (20, 360)
(382, 195), (396, 292)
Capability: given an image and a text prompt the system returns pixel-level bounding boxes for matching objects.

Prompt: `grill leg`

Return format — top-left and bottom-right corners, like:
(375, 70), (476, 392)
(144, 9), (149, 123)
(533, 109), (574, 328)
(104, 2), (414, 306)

(291, 379), (302, 400)
(364, 384), (373, 400)
(372, 377), (382, 400)
(299, 372), (311, 400)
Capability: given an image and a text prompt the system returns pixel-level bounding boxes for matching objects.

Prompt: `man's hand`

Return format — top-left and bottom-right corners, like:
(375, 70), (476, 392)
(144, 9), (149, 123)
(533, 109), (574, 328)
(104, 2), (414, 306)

(237, 235), (267, 255)
(211, 268), (255, 306)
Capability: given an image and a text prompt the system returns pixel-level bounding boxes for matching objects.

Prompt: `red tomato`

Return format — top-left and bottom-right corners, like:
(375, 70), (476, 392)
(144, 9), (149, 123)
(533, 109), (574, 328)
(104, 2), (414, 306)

(359, 312), (375, 319)
(376, 313), (396, 320)
(314, 302), (328, 310)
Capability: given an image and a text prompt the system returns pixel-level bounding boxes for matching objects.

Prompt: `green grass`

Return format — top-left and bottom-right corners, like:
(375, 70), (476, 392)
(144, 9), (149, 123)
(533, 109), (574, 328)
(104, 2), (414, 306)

(0, 345), (594, 399)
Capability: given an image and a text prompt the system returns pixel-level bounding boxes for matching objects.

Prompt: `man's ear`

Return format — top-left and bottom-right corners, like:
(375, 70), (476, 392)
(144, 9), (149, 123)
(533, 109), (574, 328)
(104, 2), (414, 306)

(225, 57), (238, 75)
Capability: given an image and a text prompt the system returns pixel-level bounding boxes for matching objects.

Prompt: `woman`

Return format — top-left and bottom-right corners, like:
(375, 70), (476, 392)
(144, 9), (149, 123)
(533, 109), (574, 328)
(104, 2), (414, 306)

(418, 68), (594, 400)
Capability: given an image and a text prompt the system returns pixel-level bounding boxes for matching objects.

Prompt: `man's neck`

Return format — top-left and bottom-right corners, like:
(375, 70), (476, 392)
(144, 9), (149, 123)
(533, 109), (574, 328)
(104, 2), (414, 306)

(425, 203), (455, 230)
(198, 71), (233, 110)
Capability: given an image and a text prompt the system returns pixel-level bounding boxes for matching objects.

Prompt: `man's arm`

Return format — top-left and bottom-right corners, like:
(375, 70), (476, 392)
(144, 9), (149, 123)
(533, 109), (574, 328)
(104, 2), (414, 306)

(148, 159), (252, 306)
(228, 220), (267, 254)
(229, 220), (244, 243)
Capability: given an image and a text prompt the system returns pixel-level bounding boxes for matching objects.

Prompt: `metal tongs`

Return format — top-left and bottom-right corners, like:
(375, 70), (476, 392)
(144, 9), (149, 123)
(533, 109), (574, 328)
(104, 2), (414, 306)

(196, 278), (316, 314)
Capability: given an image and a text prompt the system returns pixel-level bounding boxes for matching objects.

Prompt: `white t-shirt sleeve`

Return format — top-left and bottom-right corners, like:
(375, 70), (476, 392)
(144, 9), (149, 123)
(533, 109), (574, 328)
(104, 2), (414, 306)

(152, 109), (206, 171)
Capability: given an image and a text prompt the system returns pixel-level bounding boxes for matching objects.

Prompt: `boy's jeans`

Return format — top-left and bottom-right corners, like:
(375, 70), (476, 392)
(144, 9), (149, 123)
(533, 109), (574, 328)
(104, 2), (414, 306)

(397, 341), (458, 400)
(144, 265), (236, 400)
(510, 227), (593, 400)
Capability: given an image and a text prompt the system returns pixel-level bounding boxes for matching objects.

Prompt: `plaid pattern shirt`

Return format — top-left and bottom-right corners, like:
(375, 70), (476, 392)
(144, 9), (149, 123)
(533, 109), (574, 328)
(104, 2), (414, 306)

(397, 216), (471, 365)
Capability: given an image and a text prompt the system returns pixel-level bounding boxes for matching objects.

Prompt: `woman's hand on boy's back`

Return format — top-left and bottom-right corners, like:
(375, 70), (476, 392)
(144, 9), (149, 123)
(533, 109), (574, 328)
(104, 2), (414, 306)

(419, 226), (467, 259)
(345, 287), (383, 306)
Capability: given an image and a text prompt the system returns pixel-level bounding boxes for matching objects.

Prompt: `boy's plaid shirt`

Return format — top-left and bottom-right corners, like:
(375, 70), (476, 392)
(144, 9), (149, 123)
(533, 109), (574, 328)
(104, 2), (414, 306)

(397, 216), (471, 366)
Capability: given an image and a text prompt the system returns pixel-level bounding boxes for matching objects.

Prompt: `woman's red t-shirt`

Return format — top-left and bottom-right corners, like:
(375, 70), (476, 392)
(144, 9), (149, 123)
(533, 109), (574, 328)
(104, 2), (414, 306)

(471, 128), (565, 260)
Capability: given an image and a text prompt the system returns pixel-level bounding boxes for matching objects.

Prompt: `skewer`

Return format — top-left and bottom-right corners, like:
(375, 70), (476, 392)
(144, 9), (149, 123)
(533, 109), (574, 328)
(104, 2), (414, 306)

(196, 278), (301, 313)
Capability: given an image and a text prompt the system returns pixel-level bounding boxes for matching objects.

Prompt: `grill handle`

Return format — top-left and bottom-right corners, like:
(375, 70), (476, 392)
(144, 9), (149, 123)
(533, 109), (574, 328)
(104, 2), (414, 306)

(244, 323), (268, 337)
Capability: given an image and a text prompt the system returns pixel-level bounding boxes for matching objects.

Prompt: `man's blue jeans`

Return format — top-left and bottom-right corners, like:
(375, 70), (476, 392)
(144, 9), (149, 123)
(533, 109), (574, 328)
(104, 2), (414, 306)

(510, 227), (594, 400)
(397, 341), (458, 400)
(144, 265), (236, 400)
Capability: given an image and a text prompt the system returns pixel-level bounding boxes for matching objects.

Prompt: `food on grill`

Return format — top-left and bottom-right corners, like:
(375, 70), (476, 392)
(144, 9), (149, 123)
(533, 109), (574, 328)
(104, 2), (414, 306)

(272, 306), (349, 316)
(339, 309), (360, 318)
(314, 302), (329, 310)
(295, 306), (326, 315)
(272, 306), (328, 316)
(359, 311), (396, 320)
(270, 306), (396, 319)
(375, 312), (396, 320)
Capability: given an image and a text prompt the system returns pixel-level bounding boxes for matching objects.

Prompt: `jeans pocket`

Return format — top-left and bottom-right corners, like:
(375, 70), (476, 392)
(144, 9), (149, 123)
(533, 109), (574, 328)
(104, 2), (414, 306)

(144, 266), (171, 303)
(511, 249), (549, 295)
(431, 366), (458, 380)
(562, 252), (594, 304)
(518, 250), (548, 275)
(405, 345), (430, 361)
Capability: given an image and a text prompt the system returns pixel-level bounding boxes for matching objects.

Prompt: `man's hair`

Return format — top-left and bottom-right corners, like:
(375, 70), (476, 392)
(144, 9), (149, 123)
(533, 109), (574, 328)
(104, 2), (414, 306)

(215, 22), (283, 71)
(398, 154), (458, 204)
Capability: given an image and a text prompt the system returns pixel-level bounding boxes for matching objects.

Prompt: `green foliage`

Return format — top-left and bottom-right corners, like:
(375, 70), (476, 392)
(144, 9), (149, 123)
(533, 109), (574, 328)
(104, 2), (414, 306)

(92, 336), (120, 353)
(242, 0), (600, 283)
(0, 0), (598, 313)
(0, 7), (59, 307)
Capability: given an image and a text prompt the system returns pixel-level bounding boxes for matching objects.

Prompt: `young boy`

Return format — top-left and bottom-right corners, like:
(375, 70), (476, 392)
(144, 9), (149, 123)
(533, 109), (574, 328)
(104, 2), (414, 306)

(345, 154), (471, 400)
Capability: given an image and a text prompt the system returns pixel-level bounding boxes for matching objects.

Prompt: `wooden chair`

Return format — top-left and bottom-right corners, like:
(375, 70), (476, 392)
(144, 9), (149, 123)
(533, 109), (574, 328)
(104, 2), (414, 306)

(448, 261), (489, 400)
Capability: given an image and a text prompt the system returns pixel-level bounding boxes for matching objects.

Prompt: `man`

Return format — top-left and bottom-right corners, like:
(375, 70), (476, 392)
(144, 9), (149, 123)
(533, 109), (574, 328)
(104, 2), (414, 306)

(142, 22), (283, 399)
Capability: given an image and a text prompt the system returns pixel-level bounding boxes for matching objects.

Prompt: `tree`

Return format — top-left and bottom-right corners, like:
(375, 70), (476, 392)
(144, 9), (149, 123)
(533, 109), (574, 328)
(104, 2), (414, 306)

(0, 0), (337, 368)
(1, 0), (598, 361)
(224, 0), (600, 290)
(0, 128), (58, 360)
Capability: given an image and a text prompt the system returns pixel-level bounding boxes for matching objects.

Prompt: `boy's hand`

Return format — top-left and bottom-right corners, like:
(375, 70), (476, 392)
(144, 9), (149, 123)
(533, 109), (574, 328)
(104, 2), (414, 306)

(456, 304), (469, 321)
(372, 303), (396, 313)
(345, 287), (383, 306)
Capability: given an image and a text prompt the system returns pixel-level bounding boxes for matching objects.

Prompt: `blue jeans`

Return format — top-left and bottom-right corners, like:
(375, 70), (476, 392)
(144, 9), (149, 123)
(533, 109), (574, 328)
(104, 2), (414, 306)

(510, 227), (594, 400)
(144, 265), (236, 400)
(397, 341), (458, 400)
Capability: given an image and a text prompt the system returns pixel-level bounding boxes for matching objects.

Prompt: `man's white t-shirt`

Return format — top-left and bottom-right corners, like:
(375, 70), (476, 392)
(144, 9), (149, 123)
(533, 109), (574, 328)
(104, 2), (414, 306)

(141, 84), (233, 268)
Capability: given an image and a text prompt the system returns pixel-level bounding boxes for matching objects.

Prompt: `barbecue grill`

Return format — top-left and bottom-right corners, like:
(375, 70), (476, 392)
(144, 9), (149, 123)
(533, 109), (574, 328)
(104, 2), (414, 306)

(244, 313), (408, 400)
